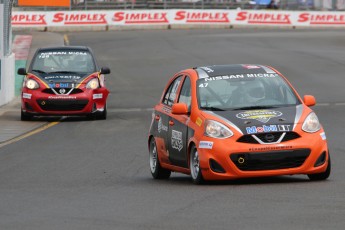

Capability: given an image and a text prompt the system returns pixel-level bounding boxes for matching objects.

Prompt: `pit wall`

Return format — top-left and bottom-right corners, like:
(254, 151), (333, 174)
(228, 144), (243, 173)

(11, 10), (345, 31)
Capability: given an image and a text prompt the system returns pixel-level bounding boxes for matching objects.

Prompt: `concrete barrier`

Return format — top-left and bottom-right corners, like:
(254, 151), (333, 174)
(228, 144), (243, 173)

(0, 54), (15, 107)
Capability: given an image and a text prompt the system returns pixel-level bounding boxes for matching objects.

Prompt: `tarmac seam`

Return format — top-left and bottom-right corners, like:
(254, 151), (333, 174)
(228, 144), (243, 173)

(0, 121), (60, 148)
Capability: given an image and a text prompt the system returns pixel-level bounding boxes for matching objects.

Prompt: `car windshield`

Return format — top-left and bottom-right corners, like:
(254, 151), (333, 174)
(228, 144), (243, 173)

(31, 50), (96, 74)
(197, 73), (301, 111)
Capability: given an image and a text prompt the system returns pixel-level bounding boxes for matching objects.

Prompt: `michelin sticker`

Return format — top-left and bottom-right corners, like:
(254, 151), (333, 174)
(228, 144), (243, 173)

(236, 110), (283, 123)
(171, 130), (183, 151)
(199, 141), (214, 149)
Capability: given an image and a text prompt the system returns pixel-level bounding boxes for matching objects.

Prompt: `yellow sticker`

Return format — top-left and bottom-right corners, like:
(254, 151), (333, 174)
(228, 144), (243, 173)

(196, 117), (202, 127)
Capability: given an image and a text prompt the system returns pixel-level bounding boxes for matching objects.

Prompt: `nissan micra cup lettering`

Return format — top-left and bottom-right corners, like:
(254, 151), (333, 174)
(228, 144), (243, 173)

(18, 46), (111, 120)
(148, 64), (330, 184)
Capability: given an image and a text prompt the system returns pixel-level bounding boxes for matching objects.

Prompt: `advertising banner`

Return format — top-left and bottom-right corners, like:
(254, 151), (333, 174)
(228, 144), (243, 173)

(18, 0), (70, 7)
(10, 10), (345, 28)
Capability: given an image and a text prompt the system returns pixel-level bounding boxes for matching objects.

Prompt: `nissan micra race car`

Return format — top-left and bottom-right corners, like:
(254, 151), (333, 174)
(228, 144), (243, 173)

(148, 64), (330, 184)
(18, 46), (110, 120)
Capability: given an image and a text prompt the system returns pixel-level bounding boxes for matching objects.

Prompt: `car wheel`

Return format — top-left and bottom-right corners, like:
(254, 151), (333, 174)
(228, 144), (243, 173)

(21, 110), (32, 121)
(149, 138), (171, 179)
(308, 155), (331, 181)
(190, 146), (204, 184)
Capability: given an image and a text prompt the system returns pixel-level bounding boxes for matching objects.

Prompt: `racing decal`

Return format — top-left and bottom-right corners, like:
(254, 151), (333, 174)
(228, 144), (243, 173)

(12, 13), (47, 25)
(44, 76), (81, 80)
(112, 11), (169, 24)
(162, 106), (172, 114)
(38, 51), (88, 58)
(53, 12), (108, 25)
(199, 141), (213, 149)
(242, 65), (260, 69)
(236, 110), (283, 123)
(204, 73), (278, 82)
(48, 96), (77, 99)
(195, 117), (203, 127)
(246, 124), (291, 134)
(246, 125), (277, 134)
(171, 130), (183, 151)
(278, 125), (291, 132)
(320, 132), (327, 140)
(249, 146), (293, 152)
(158, 118), (168, 133)
(200, 67), (214, 73)
(235, 11), (292, 25)
(22, 93), (32, 99)
(298, 13), (345, 25)
(174, 10), (230, 23)
(49, 83), (71, 88)
(93, 93), (103, 99)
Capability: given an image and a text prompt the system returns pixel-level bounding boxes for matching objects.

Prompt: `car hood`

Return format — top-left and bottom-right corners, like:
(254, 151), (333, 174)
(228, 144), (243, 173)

(203, 105), (303, 135)
(31, 71), (94, 86)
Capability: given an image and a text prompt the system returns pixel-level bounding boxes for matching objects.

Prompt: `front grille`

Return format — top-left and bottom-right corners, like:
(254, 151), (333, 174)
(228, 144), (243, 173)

(230, 149), (311, 171)
(42, 88), (83, 95)
(37, 99), (88, 111)
(237, 132), (301, 144)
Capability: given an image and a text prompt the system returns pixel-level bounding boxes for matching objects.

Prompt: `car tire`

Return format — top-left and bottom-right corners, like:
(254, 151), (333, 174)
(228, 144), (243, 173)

(308, 155), (331, 181)
(190, 145), (204, 184)
(21, 110), (32, 121)
(149, 138), (171, 179)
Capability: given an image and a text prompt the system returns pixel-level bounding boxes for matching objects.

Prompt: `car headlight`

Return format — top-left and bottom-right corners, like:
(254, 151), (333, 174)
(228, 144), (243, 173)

(302, 112), (321, 133)
(205, 120), (233, 139)
(25, 79), (39, 90)
(86, 78), (99, 89)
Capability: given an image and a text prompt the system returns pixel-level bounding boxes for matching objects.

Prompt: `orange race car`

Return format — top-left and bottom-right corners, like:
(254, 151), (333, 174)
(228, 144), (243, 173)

(148, 64), (330, 184)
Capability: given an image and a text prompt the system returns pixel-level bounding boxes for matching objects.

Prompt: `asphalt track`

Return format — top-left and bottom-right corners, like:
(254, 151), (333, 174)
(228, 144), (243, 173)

(1, 29), (345, 230)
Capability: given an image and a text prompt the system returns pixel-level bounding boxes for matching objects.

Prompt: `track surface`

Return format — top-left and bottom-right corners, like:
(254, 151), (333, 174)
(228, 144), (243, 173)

(1, 29), (345, 229)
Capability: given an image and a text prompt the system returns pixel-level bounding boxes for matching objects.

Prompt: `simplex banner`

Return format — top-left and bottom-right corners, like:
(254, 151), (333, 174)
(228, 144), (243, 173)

(11, 10), (345, 27)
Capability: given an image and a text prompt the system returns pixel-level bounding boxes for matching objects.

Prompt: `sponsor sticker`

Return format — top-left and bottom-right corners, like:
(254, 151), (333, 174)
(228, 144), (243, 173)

(249, 146), (293, 152)
(22, 93), (32, 99)
(236, 110), (283, 123)
(320, 132), (327, 140)
(246, 124), (291, 134)
(158, 118), (168, 133)
(93, 93), (103, 99)
(246, 125), (277, 134)
(49, 83), (70, 88)
(199, 141), (213, 149)
(196, 117), (202, 127)
(48, 96), (76, 99)
(171, 130), (183, 151)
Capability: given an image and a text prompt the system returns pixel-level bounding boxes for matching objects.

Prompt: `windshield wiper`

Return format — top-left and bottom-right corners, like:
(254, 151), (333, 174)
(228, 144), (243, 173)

(232, 105), (279, 111)
(32, 69), (47, 74)
(200, 106), (226, 111)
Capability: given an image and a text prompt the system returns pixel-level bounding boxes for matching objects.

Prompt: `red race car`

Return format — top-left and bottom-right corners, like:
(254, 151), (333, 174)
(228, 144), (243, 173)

(148, 64), (330, 184)
(17, 46), (110, 120)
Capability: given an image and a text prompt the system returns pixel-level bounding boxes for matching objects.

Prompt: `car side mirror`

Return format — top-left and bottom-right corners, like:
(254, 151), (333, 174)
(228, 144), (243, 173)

(304, 95), (316, 107)
(17, 68), (27, 75)
(172, 103), (189, 115)
(100, 67), (110, 75)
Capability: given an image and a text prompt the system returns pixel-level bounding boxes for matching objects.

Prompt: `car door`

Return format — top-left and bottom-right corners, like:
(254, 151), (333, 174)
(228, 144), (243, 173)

(167, 75), (192, 168)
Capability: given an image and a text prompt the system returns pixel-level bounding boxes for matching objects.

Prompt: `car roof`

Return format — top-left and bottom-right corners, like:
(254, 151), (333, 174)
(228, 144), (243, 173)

(194, 64), (277, 79)
(36, 46), (91, 52)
